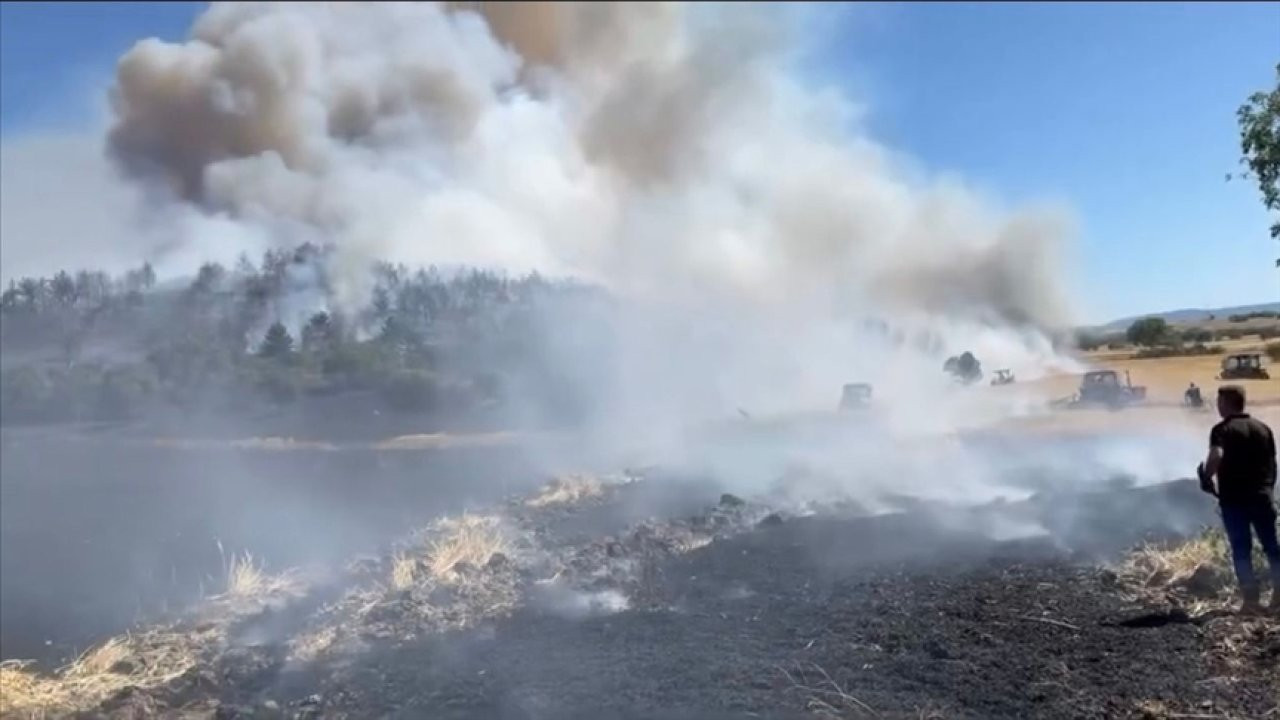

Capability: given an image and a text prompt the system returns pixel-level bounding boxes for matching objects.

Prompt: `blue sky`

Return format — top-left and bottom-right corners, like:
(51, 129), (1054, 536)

(1, 2), (1276, 323)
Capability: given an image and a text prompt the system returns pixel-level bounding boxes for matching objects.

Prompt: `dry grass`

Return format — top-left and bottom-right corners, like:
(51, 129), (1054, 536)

(674, 534), (714, 554)
(1121, 531), (1280, 693)
(1121, 528), (1232, 590)
(287, 626), (338, 664)
(426, 514), (508, 581)
(0, 547), (301, 718)
(216, 544), (303, 601)
(781, 662), (879, 718)
(525, 474), (604, 508)
(390, 550), (420, 591)
(1120, 526), (1274, 601)
(0, 631), (202, 719)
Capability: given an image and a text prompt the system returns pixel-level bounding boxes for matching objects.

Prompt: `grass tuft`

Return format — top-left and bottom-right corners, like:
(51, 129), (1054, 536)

(427, 514), (508, 580)
(391, 550), (419, 591)
(1122, 527), (1230, 587)
(525, 474), (604, 508)
(215, 542), (302, 601)
(0, 631), (201, 718)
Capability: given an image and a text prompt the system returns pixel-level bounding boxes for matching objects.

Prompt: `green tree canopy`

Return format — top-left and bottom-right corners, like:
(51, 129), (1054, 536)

(1237, 62), (1280, 265)
(1125, 317), (1171, 347)
(258, 322), (295, 361)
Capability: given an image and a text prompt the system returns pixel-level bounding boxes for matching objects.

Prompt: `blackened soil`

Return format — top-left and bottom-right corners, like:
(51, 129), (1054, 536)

(163, 484), (1275, 720)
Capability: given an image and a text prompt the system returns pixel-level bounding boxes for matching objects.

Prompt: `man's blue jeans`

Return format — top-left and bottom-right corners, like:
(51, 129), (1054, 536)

(1220, 500), (1280, 591)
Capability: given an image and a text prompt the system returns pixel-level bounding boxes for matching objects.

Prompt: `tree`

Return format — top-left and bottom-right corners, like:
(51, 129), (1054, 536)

(943, 351), (983, 384)
(50, 271), (76, 306)
(1, 282), (21, 312)
(189, 262), (226, 296)
(1076, 332), (1103, 352)
(16, 278), (42, 309)
(1180, 328), (1214, 344)
(124, 264), (151, 294)
(258, 322), (294, 361)
(1236, 62), (1280, 265)
(301, 312), (335, 354)
(1126, 317), (1171, 347)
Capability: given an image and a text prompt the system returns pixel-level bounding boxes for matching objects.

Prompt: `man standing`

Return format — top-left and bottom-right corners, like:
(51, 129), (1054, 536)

(1198, 385), (1280, 612)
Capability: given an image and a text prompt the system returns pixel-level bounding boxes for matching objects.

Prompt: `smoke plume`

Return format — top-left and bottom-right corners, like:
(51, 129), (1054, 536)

(104, 1), (1075, 329)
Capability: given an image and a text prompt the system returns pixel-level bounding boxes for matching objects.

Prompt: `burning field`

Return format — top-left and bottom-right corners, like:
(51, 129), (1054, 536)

(2, 451), (1277, 720)
(1, 1), (1277, 718)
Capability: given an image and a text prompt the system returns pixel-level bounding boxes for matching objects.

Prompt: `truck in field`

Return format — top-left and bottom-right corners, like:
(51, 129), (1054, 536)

(1218, 353), (1270, 381)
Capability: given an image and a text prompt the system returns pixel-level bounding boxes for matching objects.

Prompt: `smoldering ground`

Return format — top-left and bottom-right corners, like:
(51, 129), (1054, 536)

(0, 3), (1228, 706)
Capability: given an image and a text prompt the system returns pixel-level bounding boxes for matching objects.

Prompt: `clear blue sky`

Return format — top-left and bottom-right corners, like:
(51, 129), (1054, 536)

(1, 1), (1277, 323)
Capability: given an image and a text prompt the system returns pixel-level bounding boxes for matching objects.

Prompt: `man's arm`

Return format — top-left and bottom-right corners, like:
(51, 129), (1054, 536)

(1200, 446), (1223, 496)
(1267, 427), (1277, 486)
(1204, 445), (1224, 477)
(1199, 425), (1223, 495)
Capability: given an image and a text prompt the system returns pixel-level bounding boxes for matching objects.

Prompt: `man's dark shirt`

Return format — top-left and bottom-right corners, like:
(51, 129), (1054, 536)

(1210, 413), (1278, 504)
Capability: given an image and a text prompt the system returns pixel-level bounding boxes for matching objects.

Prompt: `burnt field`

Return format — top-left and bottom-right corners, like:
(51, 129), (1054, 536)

(4, 432), (1277, 719)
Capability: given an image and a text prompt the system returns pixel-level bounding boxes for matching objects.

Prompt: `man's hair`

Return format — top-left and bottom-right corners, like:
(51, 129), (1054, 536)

(1218, 385), (1246, 411)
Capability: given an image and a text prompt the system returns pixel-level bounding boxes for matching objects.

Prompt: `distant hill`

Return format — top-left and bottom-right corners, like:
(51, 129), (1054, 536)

(1094, 302), (1280, 333)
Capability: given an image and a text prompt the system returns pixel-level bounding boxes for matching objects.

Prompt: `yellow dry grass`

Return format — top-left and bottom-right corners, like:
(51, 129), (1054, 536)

(286, 626), (338, 664)
(390, 550), (420, 591)
(1121, 527), (1231, 588)
(0, 631), (201, 719)
(1118, 526), (1272, 619)
(525, 474), (604, 508)
(219, 549), (302, 600)
(0, 549), (300, 718)
(426, 514), (508, 580)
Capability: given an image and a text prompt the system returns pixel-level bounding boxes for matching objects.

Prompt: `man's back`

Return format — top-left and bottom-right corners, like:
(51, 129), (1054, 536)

(1210, 413), (1278, 504)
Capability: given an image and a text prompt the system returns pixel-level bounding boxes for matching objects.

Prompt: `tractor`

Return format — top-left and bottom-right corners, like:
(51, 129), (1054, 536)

(1073, 370), (1146, 409)
(839, 383), (873, 411)
(1218, 353), (1271, 380)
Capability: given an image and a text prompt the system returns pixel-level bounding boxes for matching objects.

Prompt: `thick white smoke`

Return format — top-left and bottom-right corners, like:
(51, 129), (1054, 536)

(93, 1), (1111, 485)
(105, 1), (1076, 328)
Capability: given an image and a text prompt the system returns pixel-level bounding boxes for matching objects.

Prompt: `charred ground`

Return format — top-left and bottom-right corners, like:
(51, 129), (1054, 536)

(17, 475), (1272, 720)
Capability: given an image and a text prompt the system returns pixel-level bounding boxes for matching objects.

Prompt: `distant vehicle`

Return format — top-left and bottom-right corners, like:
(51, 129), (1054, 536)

(1074, 370), (1146, 409)
(1218, 353), (1271, 380)
(839, 383), (873, 411)
(990, 369), (1015, 386)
